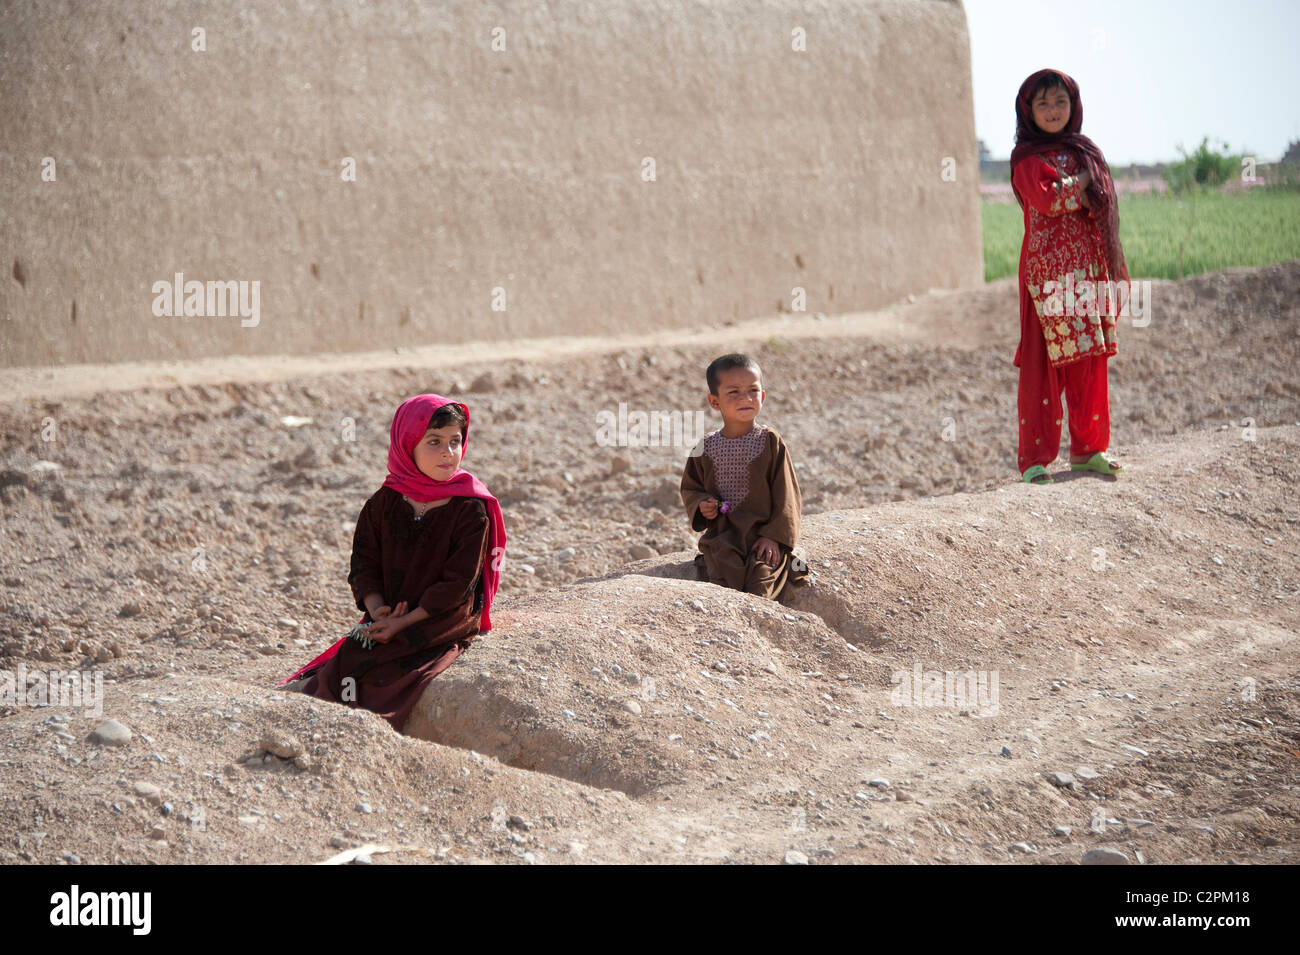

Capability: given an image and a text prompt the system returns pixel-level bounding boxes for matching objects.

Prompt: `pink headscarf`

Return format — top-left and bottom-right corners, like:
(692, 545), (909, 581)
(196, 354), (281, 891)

(384, 393), (506, 631)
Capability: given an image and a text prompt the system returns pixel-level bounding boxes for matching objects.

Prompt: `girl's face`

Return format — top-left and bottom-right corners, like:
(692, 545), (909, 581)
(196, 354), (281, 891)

(412, 423), (464, 481)
(1031, 85), (1071, 135)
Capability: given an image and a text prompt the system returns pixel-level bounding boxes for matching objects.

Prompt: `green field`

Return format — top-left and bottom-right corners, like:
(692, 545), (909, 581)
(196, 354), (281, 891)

(982, 187), (1300, 282)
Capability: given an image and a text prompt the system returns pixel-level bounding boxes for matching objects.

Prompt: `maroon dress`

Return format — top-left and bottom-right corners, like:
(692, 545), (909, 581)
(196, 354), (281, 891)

(301, 488), (491, 731)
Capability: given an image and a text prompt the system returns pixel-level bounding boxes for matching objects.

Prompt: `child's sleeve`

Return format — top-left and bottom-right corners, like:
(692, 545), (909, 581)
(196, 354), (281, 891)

(1012, 157), (1085, 216)
(756, 431), (801, 549)
(680, 443), (713, 533)
(416, 501), (491, 622)
(348, 496), (386, 614)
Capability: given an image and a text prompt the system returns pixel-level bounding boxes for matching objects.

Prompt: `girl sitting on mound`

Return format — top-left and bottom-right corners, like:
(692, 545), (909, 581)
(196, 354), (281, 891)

(281, 393), (506, 732)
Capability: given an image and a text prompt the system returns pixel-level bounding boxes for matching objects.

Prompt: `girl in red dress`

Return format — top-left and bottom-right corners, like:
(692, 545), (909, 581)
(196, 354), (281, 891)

(1011, 69), (1130, 484)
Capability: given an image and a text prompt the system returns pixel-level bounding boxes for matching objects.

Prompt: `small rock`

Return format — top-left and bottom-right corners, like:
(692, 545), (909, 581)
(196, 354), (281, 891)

(62, 852), (80, 864)
(691, 599), (706, 612)
(356, 802), (373, 814)
(118, 601), (143, 618)
(622, 700), (642, 716)
(868, 778), (890, 789)
(277, 618), (299, 629)
(1055, 826), (1072, 837)
(895, 791), (914, 802)
(555, 548), (576, 562)
(627, 543), (655, 560)
(132, 782), (163, 805)
(259, 730), (303, 759)
(783, 850), (809, 865)
(1010, 842), (1037, 854)
(507, 814), (532, 832)
(1081, 848), (1129, 865)
(0, 468), (31, 488)
(1048, 772), (1076, 788)
(1075, 766), (1100, 780)
(1121, 744), (1149, 757)
(86, 720), (132, 747)
(1000, 746), (1012, 758)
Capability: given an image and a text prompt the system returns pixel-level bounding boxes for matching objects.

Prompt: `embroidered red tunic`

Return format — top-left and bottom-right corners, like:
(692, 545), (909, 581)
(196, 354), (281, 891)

(1013, 149), (1119, 368)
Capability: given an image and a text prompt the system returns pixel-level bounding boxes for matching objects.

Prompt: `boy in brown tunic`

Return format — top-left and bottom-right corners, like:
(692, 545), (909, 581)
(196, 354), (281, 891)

(680, 354), (805, 599)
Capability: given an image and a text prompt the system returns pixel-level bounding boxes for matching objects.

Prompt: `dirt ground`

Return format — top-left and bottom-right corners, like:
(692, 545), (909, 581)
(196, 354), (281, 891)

(0, 262), (1297, 864)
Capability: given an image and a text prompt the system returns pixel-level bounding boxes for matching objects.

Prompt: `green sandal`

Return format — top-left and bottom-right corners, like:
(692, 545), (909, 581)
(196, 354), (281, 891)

(1022, 465), (1053, 485)
(1071, 452), (1123, 475)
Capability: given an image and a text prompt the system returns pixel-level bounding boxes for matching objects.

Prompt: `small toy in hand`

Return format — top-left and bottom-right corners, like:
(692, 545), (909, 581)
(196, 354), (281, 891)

(718, 501), (732, 515)
(347, 621), (376, 650)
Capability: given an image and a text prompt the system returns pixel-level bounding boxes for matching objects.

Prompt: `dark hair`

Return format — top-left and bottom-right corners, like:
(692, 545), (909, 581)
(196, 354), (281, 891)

(1029, 71), (1068, 106)
(426, 402), (467, 439)
(706, 353), (762, 395)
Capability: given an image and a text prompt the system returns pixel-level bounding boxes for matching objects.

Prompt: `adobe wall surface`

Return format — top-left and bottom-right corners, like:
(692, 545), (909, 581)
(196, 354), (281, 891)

(0, 0), (981, 368)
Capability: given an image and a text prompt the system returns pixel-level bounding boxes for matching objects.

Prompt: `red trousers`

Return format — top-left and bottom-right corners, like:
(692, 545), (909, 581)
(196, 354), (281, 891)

(1015, 298), (1111, 473)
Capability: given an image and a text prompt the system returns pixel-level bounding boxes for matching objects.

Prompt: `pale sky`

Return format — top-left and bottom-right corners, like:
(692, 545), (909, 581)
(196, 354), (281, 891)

(966, 0), (1300, 165)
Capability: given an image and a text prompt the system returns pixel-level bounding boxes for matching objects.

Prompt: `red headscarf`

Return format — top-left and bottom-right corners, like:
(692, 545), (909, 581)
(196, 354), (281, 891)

(383, 393), (506, 631)
(1010, 68), (1129, 283)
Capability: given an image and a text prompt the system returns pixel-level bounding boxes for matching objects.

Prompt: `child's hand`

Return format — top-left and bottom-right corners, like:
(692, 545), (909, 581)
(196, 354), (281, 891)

(1073, 169), (1092, 208)
(367, 600), (409, 643)
(752, 536), (780, 567)
(699, 497), (719, 520)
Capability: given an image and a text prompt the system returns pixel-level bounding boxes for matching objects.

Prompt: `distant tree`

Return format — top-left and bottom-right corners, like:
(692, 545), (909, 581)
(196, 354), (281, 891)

(1282, 140), (1300, 165)
(977, 139), (992, 164)
(1165, 137), (1240, 193)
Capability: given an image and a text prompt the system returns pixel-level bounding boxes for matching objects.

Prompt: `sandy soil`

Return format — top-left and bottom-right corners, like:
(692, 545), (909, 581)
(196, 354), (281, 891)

(0, 262), (1296, 864)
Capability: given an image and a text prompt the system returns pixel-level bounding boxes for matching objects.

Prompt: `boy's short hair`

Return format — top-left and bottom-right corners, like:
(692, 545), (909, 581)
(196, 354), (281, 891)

(427, 402), (467, 440)
(706, 354), (763, 395)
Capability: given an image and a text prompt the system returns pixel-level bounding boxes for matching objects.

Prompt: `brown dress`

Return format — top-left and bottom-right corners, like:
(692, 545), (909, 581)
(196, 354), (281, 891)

(302, 488), (490, 731)
(680, 425), (806, 599)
